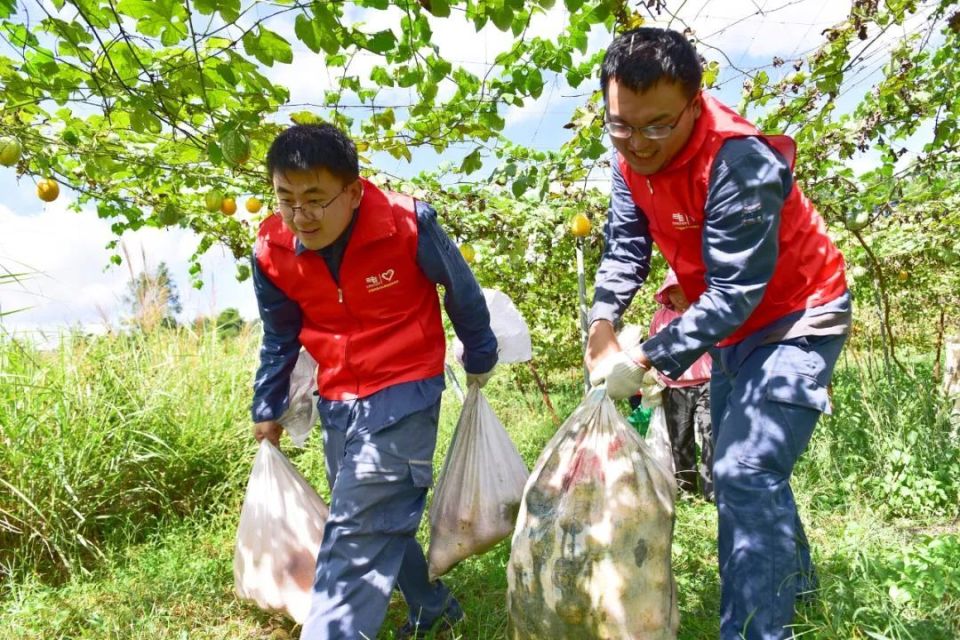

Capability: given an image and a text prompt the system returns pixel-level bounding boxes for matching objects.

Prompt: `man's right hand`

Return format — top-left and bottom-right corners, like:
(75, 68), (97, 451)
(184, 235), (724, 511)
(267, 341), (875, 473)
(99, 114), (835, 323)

(585, 319), (621, 372)
(253, 420), (283, 447)
(589, 351), (648, 400)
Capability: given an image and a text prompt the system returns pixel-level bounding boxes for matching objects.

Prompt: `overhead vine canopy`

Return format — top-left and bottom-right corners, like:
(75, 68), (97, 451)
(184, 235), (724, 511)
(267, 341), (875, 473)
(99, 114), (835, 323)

(1, 0), (958, 364)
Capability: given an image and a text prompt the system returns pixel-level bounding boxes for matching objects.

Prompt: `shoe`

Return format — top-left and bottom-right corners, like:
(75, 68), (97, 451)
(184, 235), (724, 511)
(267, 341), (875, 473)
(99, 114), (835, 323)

(396, 599), (465, 639)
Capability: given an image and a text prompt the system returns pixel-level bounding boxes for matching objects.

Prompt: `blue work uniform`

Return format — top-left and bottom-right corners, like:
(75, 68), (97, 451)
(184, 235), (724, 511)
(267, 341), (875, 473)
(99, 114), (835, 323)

(252, 201), (497, 639)
(591, 138), (852, 640)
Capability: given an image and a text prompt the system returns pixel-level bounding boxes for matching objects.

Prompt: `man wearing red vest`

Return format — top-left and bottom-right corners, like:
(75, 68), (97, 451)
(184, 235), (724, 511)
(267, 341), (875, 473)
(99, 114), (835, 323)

(586, 28), (851, 639)
(251, 124), (497, 639)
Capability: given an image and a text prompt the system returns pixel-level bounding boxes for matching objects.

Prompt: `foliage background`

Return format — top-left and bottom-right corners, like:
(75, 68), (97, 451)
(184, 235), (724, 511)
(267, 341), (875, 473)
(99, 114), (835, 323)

(2, 0), (959, 373)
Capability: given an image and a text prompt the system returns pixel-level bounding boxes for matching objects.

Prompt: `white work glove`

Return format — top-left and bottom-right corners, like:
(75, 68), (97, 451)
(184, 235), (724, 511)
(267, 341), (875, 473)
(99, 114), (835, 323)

(589, 350), (649, 400)
(639, 367), (666, 407)
(466, 368), (494, 389)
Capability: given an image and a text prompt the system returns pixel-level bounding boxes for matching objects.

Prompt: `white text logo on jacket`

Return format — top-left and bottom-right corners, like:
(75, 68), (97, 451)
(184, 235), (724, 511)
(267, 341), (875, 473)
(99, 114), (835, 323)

(671, 212), (699, 230)
(365, 269), (399, 293)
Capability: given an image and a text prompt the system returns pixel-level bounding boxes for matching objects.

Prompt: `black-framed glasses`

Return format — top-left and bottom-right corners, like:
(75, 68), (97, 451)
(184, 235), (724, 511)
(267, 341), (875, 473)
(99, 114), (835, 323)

(275, 183), (351, 220)
(605, 94), (697, 141)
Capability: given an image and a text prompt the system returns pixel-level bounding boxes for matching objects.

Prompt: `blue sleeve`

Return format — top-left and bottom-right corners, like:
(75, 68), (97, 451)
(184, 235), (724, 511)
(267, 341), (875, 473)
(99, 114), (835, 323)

(251, 255), (303, 422)
(588, 158), (653, 326)
(415, 201), (498, 374)
(642, 137), (792, 378)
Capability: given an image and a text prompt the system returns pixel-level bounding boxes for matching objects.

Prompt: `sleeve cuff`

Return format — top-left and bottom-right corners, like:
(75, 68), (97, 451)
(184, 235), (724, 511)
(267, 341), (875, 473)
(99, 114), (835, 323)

(251, 396), (289, 423)
(641, 337), (686, 381)
(463, 344), (498, 375)
(588, 303), (618, 327)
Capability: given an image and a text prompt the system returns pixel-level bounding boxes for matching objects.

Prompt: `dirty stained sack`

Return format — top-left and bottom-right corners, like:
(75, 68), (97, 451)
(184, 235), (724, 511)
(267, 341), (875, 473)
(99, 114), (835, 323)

(507, 388), (678, 639)
(427, 386), (528, 581)
(234, 440), (329, 623)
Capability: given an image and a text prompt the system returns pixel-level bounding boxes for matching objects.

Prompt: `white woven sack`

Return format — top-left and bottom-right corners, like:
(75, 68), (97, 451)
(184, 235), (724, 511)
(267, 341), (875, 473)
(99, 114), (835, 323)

(427, 386), (528, 581)
(453, 288), (532, 364)
(234, 441), (329, 623)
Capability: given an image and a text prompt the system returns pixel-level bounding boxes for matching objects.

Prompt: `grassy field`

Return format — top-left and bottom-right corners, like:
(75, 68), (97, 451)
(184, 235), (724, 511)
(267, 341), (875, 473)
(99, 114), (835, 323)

(1, 329), (958, 639)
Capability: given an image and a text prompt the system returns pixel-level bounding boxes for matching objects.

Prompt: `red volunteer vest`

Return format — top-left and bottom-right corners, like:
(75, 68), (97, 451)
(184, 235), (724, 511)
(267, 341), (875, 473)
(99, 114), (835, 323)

(618, 94), (847, 346)
(255, 178), (445, 400)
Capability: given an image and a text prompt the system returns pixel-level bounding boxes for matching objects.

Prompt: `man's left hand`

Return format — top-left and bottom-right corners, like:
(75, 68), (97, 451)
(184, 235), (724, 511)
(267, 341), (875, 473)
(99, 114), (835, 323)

(466, 368), (494, 388)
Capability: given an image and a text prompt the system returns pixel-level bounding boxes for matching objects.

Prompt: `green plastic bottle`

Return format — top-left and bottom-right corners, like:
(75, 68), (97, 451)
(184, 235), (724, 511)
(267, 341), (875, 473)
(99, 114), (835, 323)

(627, 404), (653, 437)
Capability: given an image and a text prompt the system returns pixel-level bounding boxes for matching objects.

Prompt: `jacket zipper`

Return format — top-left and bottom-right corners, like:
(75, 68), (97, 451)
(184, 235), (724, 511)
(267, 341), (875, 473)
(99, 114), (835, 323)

(334, 248), (361, 396)
(646, 177), (654, 195)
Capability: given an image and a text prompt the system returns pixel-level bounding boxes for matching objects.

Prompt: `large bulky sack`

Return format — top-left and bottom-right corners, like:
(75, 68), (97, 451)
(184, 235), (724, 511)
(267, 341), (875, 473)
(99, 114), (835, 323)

(277, 349), (319, 447)
(234, 440), (329, 623)
(428, 386), (528, 581)
(507, 388), (678, 640)
(454, 288), (532, 364)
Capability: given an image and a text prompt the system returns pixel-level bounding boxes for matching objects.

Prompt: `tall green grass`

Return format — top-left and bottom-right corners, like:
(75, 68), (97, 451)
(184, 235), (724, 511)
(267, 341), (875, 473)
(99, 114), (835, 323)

(1, 330), (957, 639)
(0, 327), (257, 581)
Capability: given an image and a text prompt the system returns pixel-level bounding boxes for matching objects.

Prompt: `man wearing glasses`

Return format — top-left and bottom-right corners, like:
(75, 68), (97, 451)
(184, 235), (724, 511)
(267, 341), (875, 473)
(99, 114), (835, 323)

(586, 28), (852, 640)
(251, 123), (496, 639)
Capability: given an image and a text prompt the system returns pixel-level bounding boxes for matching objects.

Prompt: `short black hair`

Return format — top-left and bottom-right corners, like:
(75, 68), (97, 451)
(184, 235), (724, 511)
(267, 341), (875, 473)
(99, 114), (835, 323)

(266, 123), (359, 183)
(601, 27), (702, 99)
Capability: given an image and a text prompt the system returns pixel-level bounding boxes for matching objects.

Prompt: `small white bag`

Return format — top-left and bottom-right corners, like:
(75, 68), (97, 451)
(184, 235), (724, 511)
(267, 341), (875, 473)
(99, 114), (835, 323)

(234, 440), (329, 623)
(453, 288), (533, 364)
(427, 386), (529, 581)
(277, 349), (320, 447)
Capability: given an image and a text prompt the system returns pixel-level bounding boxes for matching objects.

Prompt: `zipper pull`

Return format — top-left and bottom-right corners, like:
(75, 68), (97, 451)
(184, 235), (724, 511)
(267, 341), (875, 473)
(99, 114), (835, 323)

(646, 177), (654, 195)
(338, 288), (343, 303)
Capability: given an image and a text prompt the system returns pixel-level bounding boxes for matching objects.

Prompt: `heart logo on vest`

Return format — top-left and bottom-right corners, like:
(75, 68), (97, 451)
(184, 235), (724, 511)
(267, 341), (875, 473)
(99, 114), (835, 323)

(366, 268), (400, 293)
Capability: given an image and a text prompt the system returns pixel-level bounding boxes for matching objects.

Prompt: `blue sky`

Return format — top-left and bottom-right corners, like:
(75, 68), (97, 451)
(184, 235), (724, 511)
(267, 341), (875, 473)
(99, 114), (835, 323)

(4, 0), (923, 338)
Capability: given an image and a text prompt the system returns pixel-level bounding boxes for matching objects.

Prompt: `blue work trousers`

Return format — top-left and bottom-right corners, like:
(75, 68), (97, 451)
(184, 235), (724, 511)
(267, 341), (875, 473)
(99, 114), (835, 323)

(300, 402), (456, 639)
(710, 334), (846, 640)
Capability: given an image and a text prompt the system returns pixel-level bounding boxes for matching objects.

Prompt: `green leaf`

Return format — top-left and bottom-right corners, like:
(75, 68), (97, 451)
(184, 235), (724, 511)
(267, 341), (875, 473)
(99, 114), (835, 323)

(397, 67), (421, 88)
(242, 30), (270, 66)
(194, 0), (239, 21)
(294, 14), (321, 54)
(366, 30), (397, 54)
(371, 108), (396, 129)
(526, 69), (544, 99)
(424, 0), (450, 18)
(193, 0), (216, 14)
(490, 6), (514, 31)
(512, 176), (528, 198)
(290, 111), (322, 125)
(566, 69), (584, 88)
(479, 110), (505, 132)
(460, 148), (483, 174)
(0, 0), (15, 18)
(259, 28), (293, 65)
(206, 139), (223, 165)
(370, 66), (394, 86)
(564, 0), (584, 11)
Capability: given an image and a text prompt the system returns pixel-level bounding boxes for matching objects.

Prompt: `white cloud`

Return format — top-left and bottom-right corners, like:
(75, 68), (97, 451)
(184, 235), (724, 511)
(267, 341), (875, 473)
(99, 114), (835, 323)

(658, 0), (850, 62)
(0, 198), (258, 334)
